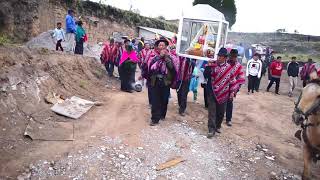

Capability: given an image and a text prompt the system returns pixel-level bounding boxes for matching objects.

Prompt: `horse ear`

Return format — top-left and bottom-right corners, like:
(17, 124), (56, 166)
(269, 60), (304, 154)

(309, 71), (319, 81)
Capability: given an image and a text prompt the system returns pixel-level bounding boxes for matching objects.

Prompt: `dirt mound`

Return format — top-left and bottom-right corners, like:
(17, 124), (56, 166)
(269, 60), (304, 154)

(0, 45), (110, 172)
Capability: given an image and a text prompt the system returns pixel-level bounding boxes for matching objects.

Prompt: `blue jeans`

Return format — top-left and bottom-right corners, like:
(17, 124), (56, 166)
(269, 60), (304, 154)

(226, 99), (233, 122)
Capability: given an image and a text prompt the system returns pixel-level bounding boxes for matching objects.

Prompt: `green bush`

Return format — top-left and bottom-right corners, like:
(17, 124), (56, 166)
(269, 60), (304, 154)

(0, 34), (11, 45)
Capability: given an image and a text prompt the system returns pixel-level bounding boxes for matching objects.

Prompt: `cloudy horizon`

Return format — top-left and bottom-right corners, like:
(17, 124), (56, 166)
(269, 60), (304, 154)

(91, 0), (320, 36)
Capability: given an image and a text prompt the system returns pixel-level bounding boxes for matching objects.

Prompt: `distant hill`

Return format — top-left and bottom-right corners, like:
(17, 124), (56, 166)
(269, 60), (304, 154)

(228, 32), (320, 59)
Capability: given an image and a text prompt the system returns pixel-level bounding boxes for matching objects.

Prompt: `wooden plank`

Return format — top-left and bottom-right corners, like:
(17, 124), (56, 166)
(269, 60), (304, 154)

(156, 157), (185, 171)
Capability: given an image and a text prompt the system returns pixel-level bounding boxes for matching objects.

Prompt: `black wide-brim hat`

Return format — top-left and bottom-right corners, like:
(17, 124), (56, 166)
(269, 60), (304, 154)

(155, 37), (169, 47)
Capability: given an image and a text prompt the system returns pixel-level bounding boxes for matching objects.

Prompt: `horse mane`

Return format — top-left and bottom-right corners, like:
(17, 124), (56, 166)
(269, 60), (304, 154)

(309, 79), (320, 85)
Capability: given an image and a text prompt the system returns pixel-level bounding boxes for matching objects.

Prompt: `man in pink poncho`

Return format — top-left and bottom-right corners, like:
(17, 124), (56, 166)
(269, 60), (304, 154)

(119, 39), (139, 93)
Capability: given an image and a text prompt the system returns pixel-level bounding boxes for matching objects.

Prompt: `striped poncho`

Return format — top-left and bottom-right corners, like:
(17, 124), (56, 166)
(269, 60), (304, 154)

(228, 60), (245, 93)
(207, 63), (238, 104)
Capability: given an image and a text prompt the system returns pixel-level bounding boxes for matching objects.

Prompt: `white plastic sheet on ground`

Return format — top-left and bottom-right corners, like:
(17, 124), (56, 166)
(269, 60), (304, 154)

(51, 96), (94, 119)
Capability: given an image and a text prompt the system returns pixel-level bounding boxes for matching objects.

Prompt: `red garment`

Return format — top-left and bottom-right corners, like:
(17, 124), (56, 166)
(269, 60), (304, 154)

(83, 34), (88, 42)
(228, 60), (245, 92)
(300, 63), (316, 80)
(270, 60), (283, 78)
(101, 43), (118, 64)
(170, 49), (192, 81)
(208, 63), (237, 104)
(140, 49), (152, 64)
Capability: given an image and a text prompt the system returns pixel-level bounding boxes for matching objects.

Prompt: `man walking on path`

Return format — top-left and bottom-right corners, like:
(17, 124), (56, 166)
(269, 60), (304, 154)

(225, 49), (245, 127)
(287, 57), (299, 97)
(246, 53), (262, 94)
(177, 58), (194, 116)
(204, 48), (237, 138)
(101, 38), (119, 77)
(267, 56), (283, 94)
(300, 58), (315, 87)
(65, 10), (76, 52)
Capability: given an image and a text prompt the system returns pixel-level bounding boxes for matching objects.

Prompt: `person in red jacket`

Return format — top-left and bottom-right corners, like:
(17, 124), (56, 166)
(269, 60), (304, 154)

(266, 56), (283, 94)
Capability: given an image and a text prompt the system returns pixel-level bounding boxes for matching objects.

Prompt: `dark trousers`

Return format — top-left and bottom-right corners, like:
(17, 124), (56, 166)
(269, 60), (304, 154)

(105, 61), (114, 77)
(120, 65), (134, 91)
(177, 80), (190, 113)
(207, 92), (226, 131)
(201, 83), (208, 108)
(147, 85), (152, 105)
(226, 99), (233, 122)
(248, 75), (259, 92)
(150, 80), (170, 123)
(74, 39), (84, 55)
(56, 39), (63, 51)
(267, 68), (272, 80)
(255, 77), (262, 91)
(267, 77), (280, 93)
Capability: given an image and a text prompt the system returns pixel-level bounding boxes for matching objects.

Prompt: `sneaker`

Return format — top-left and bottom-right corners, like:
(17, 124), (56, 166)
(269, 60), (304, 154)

(247, 92), (250, 95)
(207, 129), (215, 138)
(149, 121), (158, 126)
(266, 89), (270, 92)
(226, 121), (232, 127)
(216, 128), (221, 133)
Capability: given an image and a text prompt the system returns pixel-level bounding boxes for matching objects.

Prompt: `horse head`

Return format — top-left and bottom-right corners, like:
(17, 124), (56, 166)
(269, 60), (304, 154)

(293, 71), (320, 125)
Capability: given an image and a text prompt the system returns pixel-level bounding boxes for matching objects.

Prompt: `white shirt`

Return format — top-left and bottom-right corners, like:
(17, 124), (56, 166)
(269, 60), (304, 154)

(53, 28), (65, 41)
(246, 59), (262, 78)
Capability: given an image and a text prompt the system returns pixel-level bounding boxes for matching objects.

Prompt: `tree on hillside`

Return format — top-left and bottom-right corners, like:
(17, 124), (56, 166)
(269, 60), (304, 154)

(157, 16), (166, 21)
(193, 0), (237, 27)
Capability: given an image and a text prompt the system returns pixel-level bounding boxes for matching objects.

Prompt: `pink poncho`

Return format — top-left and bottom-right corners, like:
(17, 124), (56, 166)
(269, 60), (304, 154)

(119, 50), (139, 66)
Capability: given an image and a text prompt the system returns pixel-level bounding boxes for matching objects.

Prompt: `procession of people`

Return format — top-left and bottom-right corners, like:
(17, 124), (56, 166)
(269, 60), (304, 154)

(59, 9), (318, 139)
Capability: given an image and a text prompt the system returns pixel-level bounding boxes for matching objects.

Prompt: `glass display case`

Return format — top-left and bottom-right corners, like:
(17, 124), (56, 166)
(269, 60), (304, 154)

(176, 5), (229, 61)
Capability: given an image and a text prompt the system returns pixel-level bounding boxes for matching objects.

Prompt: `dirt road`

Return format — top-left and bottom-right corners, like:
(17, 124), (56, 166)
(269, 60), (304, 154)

(2, 74), (317, 180)
(0, 47), (319, 180)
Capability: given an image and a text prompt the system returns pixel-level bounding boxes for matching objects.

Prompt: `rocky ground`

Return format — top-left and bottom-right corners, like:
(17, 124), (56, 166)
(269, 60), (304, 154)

(1, 45), (319, 180)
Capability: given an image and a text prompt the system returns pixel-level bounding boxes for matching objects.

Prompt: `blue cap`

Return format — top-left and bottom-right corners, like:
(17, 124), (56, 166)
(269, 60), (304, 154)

(218, 48), (228, 57)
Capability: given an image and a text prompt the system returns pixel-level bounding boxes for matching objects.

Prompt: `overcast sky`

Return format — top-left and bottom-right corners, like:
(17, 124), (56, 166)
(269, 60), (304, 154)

(92, 0), (320, 36)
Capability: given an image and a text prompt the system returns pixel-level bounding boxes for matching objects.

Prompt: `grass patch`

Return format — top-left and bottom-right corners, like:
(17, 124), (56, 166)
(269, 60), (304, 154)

(0, 34), (11, 45)
(79, 80), (87, 89)
(274, 53), (320, 62)
(92, 69), (104, 79)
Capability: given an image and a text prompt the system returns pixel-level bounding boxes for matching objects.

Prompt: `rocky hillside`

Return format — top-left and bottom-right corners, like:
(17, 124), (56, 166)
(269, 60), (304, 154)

(0, 0), (177, 43)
